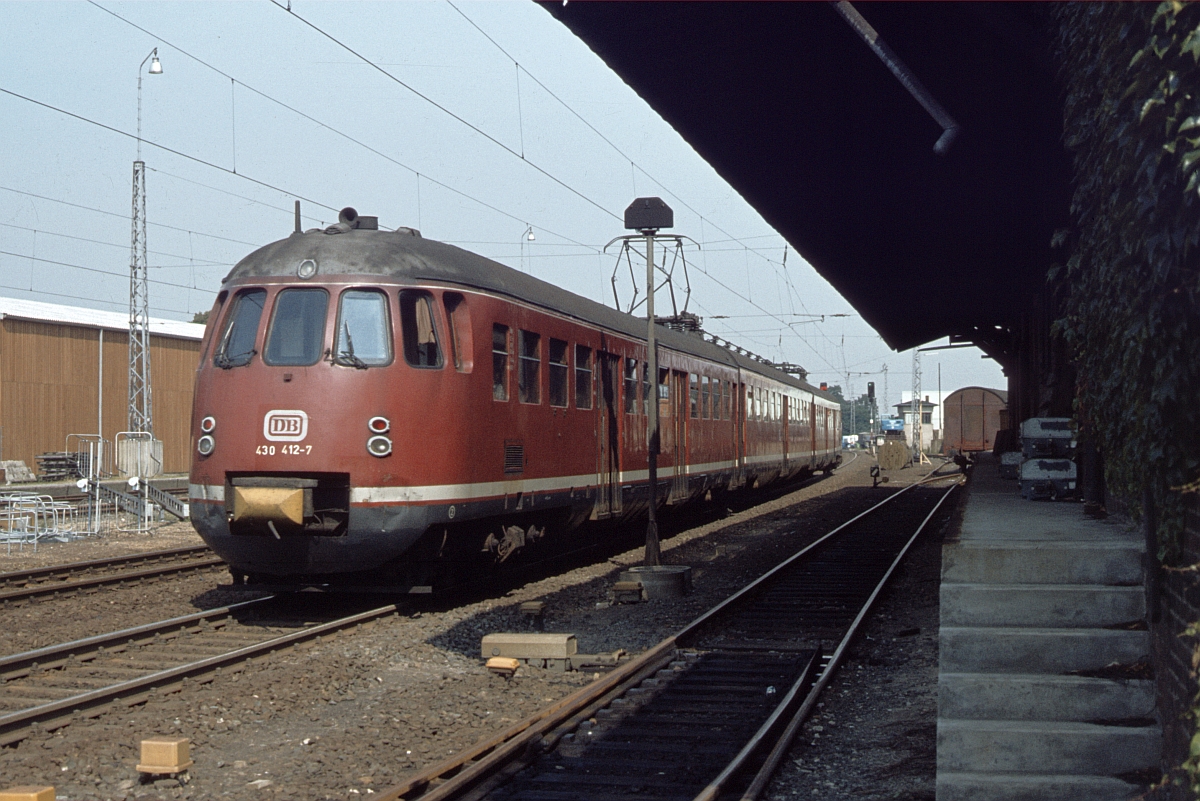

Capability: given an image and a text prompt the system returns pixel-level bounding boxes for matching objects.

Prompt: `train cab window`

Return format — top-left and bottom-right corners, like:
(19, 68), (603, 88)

(690, 374), (699, 418)
(492, 324), (509, 400)
(399, 290), (442, 368)
(443, 292), (473, 372)
(264, 288), (328, 366)
(519, 330), (541, 404)
(575, 345), (593, 409)
(333, 289), (391, 367)
(701, 376), (711, 419)
(624, 358), (638, 415)
(549, 338), (568, 407)
(214, 288), (265, 368)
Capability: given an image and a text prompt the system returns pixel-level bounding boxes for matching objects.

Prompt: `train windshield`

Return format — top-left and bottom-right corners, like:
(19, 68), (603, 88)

(214, 289), (266, 368)
(334, 290), (391, 367)
(264, 288), (328, 366)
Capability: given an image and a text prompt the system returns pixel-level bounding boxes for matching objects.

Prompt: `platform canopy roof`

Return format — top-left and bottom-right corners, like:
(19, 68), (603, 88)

(542, 2), (1073, 356)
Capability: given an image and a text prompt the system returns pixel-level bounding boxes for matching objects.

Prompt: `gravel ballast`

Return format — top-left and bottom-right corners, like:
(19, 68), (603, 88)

(0, 454), (956, 800)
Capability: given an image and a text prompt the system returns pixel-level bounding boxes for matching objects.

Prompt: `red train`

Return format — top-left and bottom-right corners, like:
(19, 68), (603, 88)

(188, 210), (842, 591)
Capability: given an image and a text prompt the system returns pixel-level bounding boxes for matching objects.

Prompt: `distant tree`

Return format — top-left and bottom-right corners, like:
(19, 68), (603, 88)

(192, 310), (210, 325)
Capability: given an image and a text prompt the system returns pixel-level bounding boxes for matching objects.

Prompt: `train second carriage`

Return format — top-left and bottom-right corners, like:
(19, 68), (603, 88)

(188, 210), (842, 591)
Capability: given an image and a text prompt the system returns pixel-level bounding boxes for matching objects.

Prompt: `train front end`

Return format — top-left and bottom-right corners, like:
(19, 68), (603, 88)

(188, 212), (463, 590)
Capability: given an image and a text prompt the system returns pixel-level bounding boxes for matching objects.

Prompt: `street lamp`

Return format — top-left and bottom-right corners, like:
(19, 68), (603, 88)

(626, 198), (672, 566)
(124, 46), (164, 480)
(136, 47), (163, 161)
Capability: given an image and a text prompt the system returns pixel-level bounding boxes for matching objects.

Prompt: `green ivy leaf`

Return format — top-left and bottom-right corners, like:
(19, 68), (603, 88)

(1183, 148), (1200, 173)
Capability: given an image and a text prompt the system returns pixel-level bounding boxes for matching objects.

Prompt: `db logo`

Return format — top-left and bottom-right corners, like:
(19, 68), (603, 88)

(263, 410), (308, 442)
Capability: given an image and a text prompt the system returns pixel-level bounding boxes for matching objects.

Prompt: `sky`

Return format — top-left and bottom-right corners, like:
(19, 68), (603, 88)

(0, 1), (1006, 416)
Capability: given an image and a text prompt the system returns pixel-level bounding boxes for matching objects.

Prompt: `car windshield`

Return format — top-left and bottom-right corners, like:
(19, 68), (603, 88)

(334, 290), (391, 367)
(264, 288), (328, 366)
(214, 289), (266, 368)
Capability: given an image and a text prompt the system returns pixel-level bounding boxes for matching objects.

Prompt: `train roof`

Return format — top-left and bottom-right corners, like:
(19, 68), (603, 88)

(226, 224), (839, 403)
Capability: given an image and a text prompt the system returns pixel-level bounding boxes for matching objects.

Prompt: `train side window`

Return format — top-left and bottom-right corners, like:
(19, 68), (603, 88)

(642, 363), (651, 417)
(492, 324), (509, 400)
(702, 376), (712, 419)
(575, 345), (593, 409)
(658, 368), (670, 417)
(624, 358), (638, 415)
(264, 288), (328, 366)
(519, 330), (541, 404)
(690, 374), (699, 418)
(723, 381), (731, 420)
(549, 338), (568, 407)
(215, 288), (266, 368)
(443, 292), (474, 373)
(334, 289), (391, 367)
(399, 290), (443, 368)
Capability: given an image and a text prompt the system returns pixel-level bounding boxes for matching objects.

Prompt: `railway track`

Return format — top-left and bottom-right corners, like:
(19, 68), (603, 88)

(0, 545), (222, 604)
(0, 597), (401, 746)
(380, 469), (960, 801)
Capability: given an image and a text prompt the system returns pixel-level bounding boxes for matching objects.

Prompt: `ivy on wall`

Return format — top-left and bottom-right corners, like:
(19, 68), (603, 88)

(1053, 1), (1200, 556)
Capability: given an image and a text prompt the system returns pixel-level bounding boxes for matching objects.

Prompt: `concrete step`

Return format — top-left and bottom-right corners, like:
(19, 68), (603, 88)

(939, 627), (1148, 674)
(937, 771), (1143, 801)
(938, 719), (1160, 775)
(938, 673), (1156, 722)
(942, 540), (1143, 585)
(940, 583), (1145, 628)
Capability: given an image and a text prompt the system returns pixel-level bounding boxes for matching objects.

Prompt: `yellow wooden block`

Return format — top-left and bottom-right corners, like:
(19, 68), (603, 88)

(0, 787), (55, 801)
(486, 656), (520, 675)
(137, 737), (193, 774)
(230, 486), (304, 525)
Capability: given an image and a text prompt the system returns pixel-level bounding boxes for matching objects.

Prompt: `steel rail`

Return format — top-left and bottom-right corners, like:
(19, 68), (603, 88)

(0, 544), (211, 586)
(0, 555), (224, 604)
(379, 464), (957, 801)
(0, 598), (270, 678)
(0, 602), (400, 747)
(701, 480), (961, 801)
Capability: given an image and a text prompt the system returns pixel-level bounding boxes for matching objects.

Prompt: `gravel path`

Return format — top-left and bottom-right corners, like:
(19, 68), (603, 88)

(0, 454), (958, 800)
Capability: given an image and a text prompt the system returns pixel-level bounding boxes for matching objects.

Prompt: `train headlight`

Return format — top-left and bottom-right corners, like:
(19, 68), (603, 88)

(366, 435), (392, 457)
(197, 435), (216, 456)
(368, 416), (391, 434)
(200, 415), (216, 433)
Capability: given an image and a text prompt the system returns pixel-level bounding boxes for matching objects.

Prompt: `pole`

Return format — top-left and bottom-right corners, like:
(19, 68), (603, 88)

(644, 230), (661, 567)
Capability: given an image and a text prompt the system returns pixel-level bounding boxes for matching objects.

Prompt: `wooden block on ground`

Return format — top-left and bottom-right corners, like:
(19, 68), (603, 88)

(137, 737), (193, 774)
(0, 787), (55, 801)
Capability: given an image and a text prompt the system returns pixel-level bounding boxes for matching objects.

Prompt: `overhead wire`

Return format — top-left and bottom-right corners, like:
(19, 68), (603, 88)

(87, 1), (601, 253)
(445, 1), (846, 372)
(0, 185), (261, 247)
(266, 0), (622, 225)
(0, 221), (229, 268)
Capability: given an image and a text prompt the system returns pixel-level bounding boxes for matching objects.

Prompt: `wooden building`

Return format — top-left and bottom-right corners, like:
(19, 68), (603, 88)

(0, 297), (205, 476)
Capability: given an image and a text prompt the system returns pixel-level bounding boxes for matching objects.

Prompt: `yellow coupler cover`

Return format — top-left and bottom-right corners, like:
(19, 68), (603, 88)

(230, 487), (304, 525)
(0, 788), (54, 801)
(137, 737), (194, 774)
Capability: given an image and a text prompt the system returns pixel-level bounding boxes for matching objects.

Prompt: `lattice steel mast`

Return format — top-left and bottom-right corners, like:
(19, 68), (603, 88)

(128, 48), (161, 435)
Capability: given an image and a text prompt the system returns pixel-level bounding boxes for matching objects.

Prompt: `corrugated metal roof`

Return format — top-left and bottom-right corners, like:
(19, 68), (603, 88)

(0, 296), (204, 341)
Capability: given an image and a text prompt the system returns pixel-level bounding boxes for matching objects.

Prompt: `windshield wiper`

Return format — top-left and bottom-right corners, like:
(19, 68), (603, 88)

(215, 349), (256, 369)
(335, 324), (369, 370)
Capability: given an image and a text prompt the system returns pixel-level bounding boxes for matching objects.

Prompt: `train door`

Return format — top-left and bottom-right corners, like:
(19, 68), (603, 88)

(669, 370), (689, 503)
(595, 353), (621, 517)
(782, 395), (790, 471)
(810, 400), (818, 465)
(737, 382), (746, 471)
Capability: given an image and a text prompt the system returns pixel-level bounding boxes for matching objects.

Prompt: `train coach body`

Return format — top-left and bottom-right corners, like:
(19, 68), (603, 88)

(188, 217), (841, 590)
